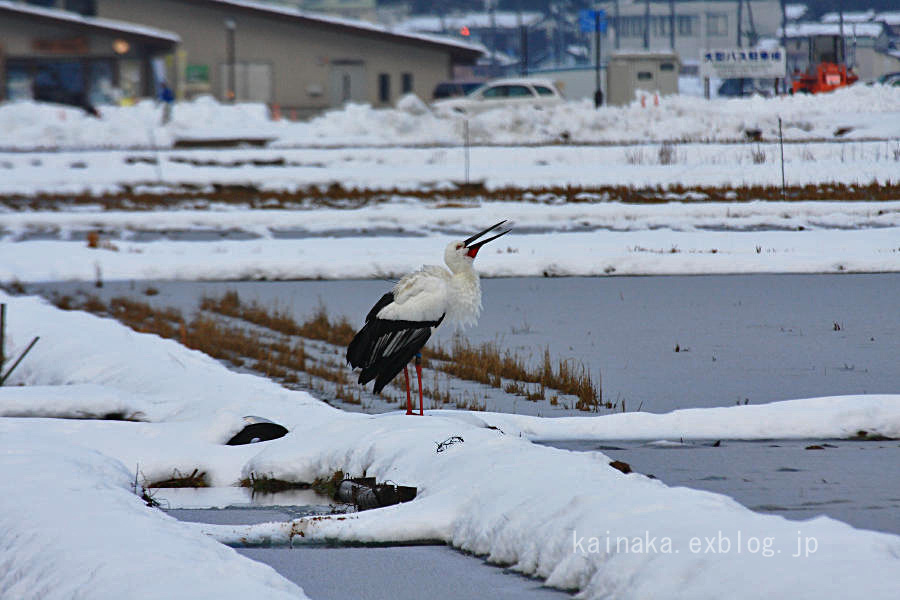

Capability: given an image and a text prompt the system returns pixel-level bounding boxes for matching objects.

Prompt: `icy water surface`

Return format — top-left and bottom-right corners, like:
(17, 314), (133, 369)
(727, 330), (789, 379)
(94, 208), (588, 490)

(543, 439), (900, 535)
(31, 273), (900, 413)
(165, 502), (569, 600)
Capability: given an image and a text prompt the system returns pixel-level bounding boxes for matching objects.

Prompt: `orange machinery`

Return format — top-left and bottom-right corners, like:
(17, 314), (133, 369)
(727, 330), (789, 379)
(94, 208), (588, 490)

(791, 61), (858, 94)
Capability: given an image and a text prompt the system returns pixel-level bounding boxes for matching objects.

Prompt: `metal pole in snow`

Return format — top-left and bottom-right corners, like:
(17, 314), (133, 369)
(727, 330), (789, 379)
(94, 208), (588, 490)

(464, 119), (470, 184)
(0, 303), (5, 371)
(594, 11), (601, 100)
(778, 117), (786, 201)
(0, 336), (39, 386)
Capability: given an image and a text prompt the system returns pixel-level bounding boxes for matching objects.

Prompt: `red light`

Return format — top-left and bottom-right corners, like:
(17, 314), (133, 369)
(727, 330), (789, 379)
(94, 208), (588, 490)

(460, 26), (470, 36)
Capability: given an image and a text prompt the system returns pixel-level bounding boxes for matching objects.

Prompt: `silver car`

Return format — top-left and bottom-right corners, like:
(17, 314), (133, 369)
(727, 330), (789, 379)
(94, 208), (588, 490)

(433, 77), (564, 115)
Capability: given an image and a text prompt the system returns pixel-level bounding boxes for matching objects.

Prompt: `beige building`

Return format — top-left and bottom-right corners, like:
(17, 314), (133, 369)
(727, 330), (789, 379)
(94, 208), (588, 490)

(0, 1), (178, 105)
(606, 51), (680, 105)
(94, 0), (481, 115)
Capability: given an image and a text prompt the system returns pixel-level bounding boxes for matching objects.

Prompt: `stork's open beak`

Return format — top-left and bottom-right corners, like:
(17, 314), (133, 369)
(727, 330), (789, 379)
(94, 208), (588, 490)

(464, 220), (511, 258)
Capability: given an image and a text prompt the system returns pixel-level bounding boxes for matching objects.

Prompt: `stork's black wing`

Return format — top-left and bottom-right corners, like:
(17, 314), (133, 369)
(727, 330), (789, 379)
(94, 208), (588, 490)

(347, 292), (444, 393)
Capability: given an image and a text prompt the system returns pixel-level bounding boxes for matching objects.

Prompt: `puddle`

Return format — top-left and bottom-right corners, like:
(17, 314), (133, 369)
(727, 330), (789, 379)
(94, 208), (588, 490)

(163, 490), (571, 599)
(543, 439), (900, 535)
(236, 546), (568, 600)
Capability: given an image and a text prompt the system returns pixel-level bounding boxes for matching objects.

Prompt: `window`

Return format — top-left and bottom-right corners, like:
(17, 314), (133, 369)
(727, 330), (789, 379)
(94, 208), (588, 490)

(677, 15), (695, 36)
(378, 73), (390, 103)
(660, 62), (675, 72)
(637, 71), (653, 81)
(482, 85), (507, 98)
(506, 85), (533, 97)
(652, 16), (671, 37)
(707, 13), (728, 36)
(534, 85), (555, 96)
(401, 72), (413, 94)
(620, 16), (645, 38)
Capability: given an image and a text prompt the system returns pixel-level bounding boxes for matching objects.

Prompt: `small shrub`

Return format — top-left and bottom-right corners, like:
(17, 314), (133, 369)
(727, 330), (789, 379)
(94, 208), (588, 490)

(751, 144), (766, 164)
(658, 142), (677, 165)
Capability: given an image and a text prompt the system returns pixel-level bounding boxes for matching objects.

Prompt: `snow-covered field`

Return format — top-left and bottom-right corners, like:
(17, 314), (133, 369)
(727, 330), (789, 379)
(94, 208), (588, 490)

(2, 290), (900, 599)
(2, 87), (900, 598)
(1, 140), (898, 196)
(2, 202), (899, 281)
(2, 84), (900, 151)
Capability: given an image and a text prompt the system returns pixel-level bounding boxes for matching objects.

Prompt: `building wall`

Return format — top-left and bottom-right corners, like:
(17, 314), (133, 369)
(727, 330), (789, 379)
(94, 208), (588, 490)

(96, 0), (455, 113)
(597, 1), (783, 67)
(606, 52), (680, 106)
(852, 47), (900, 81)
(0, 10), (166, 102)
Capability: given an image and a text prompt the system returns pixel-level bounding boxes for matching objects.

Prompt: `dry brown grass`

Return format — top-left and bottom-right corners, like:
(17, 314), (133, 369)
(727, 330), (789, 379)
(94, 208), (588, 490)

(148, 468), (209, 488)
(202, 291), (356, 346)
(54, 291), (603, 412)
(433, 339), (602, 411)
(4, 180), (897, 213)
(240, 473), (309, 493)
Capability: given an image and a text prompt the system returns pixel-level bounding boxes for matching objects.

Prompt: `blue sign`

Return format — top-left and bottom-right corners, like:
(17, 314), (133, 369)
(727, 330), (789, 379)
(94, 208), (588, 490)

(579, 9), (607, 34)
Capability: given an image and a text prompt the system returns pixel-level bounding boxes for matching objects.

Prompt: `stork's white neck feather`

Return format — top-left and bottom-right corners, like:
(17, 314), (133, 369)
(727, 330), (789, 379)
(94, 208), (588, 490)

(444, 241), (482, 328)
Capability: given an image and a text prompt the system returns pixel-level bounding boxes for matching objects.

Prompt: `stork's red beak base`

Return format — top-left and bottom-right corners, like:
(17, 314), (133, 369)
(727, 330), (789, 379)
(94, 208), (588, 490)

(464, 220), (511, 258)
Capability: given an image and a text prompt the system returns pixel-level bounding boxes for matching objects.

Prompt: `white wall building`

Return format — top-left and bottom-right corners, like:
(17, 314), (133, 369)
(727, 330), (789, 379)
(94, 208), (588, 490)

(595, 1), (784, 71)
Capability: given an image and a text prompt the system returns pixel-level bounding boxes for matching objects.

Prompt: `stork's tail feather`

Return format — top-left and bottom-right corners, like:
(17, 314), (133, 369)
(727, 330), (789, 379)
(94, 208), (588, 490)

(346, 321), (374, 369)
(347, 319), (433, 393)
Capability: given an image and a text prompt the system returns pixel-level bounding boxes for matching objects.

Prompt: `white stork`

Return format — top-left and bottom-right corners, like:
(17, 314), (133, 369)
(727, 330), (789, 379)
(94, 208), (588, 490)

(346, 220), (511, 415)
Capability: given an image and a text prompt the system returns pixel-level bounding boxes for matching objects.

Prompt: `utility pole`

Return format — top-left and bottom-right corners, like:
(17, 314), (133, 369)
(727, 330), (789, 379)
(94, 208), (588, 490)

(614, 0), (620, 50)
(838, 1), (846, 66)
(737, 0), (743, 48)
(643, 0), (650, 50)
(518, 0), (526, 75)
(780, 0), (787, 93)
(594, 10), (602, 103)
(521, 23), (529, 75)
(669, 0), (675, 50)
(488, 0), (497, 76)
(225, 18), (236, 103)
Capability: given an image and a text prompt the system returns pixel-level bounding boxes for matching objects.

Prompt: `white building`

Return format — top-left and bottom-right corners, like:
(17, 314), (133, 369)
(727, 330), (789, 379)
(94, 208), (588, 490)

(594, 1), (784, 71)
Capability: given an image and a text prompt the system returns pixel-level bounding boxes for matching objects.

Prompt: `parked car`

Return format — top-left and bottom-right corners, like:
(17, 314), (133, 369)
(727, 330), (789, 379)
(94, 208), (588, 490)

(717, 78), (776, 98)
(433, 78), (564, 115)
(431, 80), (484, 100)
(870, 72), (900, 87)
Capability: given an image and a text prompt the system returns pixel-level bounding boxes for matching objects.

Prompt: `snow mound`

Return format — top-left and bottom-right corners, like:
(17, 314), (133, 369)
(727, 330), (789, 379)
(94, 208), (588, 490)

(2, 84), (899, 150)
(2, 290), (900, 599)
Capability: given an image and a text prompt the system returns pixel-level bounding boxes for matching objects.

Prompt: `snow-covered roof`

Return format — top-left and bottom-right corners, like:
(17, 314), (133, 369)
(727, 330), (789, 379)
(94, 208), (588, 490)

(784, 4), (807, 21)
(780, 22), (885, 39)
(876, 12), (900, 26)
(395, 11), (544, 33)
(821, 10), (876, 24)
(819, 10), (900, 27)
(0, 0), (180, 44)
(190, 0), (483, 58)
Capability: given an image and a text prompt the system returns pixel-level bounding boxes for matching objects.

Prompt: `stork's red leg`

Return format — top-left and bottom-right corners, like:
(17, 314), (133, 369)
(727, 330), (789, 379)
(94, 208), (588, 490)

(404, 365), (413, 415)
(415, 353), (424, 416)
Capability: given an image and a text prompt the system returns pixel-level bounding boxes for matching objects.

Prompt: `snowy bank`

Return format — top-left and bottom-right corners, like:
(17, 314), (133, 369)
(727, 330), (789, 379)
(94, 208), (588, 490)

(2, 84), (900, 151)
(2, 291), (900, 599)
(442, 395), (900, 441)
(2, 225), (899, 282)
(0, 432), (308, 600)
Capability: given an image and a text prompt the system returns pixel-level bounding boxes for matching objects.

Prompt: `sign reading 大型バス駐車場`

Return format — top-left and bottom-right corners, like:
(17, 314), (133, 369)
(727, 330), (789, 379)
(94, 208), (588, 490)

(699, 47), (786, 79)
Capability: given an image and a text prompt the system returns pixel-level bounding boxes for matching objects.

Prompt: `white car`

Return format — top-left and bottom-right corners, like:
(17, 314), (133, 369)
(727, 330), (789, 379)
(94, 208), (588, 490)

(433, 78), (564, 115)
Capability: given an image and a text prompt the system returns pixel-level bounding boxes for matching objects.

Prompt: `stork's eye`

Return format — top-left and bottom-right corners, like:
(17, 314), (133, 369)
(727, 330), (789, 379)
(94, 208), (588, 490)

(456, 243), (463, 249)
